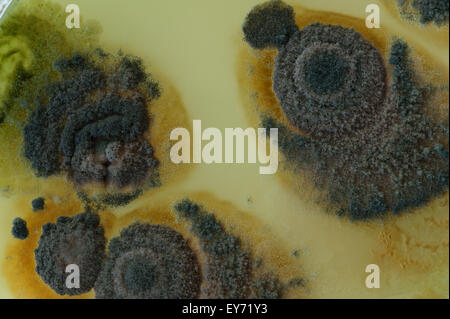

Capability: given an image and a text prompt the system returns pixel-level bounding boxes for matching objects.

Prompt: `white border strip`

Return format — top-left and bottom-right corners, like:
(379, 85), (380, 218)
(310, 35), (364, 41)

(0, 0), (14, 21)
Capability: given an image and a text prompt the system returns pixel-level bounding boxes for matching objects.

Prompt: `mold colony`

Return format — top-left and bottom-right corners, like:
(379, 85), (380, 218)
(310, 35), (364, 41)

(272, 23), (386, 136)
(396, 0), (449, 25)
(0, 0), (190, 206)
(0, 0), (215, 299)
(0, 0), (448, 299)
(11, 217), (28, 240)
(0, 0), (266, 299)
(174, 199), (283, 298)
(23, 51), (161, 199)
(31, 197), (45, 212)
(0, 0), (99, 128)
(9, 198), (294, 299)
(95, 222), (202, 299)
(34, 212), (106, 296)
(242, 0), (449, 220)
(91, 199), (290, 299)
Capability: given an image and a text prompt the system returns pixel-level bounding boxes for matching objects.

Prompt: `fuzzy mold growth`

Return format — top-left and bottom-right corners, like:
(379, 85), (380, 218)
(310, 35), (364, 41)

(174, 199), (283, 298)
(242, 1), (449, 220)
(22, 51), (160, 196)
(94, 223), (202, 299)
(0, 0), (100, 125)
(34, 212), (106, 296)
(0, 0), (100, 192)
(11, 217), (28, 240)
(397, 0), (449, 25)
(94, 199), (286, 299)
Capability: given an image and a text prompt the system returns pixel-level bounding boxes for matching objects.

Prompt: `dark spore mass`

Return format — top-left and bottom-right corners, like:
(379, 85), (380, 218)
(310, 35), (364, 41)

(11, 217), (29, 240)
(174, 199), (283, 299)
(98, 189), (145, 207)
(413, 0), (449, 25)
(31, 197), (45, 212)
(94, 223), (201, 299)
(123, 258), (156, 292)
(273, 23), (386, 137)
(243, 0), (298, 49)
(302, 49), (349, 96)
(23, 51), (160, 190)
(260, 34), (448, 220)
(247, 1), (448, 220)
(34, 212), (106, 295)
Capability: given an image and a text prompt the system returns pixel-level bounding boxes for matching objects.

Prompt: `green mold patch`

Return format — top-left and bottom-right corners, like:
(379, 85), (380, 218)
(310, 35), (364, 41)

(0, 0), (101, 189)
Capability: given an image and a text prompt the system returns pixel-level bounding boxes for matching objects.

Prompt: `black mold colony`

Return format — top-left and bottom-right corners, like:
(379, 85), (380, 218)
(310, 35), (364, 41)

(23, 52), (160, 189)
(32, 197), (45, 212)
(175, 199), (283, 298)
(11, 217), (29, 240)
(399, 0), (449, 25)
(244, 1), (449, 220)
(273, 23), (386, 136)
(242, 0), (298, 49)
(94, 223), (201, 299)
(34, 212), (106, 295)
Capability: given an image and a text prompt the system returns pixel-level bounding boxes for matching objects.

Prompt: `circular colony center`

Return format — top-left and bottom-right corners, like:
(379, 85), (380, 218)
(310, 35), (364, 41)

(123, 257), (158, 293)
(300, 48), (349, 95)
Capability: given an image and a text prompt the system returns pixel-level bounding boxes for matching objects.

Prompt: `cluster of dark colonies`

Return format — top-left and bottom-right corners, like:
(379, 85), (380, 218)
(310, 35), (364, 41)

(11, 217), (29, 240)
(244, 1), (449, 220)
(175, 199), (283, 298)
(34, 212), (106, 295)
(94, 223), (201, 299)
(23, 51), (160, 190)
(398, 0), (449, 25)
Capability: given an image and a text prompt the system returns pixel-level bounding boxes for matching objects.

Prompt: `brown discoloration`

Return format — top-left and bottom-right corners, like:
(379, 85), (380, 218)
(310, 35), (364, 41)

(2, 191), (305, 298)
(2, 194), (89, 298)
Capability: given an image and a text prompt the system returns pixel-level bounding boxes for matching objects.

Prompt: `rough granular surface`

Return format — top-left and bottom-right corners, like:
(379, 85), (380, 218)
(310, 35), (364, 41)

(261, 39), (448, 220)
(273, 23), (386, 137)
(95, 200), (285, 299)
(244, 1), (449, 220)
(31, 197), (45, 212)
(398, 0), (449, 25)
(11, 217), (29, 240)
(242, 0), (298, 49)
(94, 223), (201, 299)
(34, 212), (106, 295)
(175, 199), (283, 299)
(23, 51), (160, 190)
(0, 0), (100, 127)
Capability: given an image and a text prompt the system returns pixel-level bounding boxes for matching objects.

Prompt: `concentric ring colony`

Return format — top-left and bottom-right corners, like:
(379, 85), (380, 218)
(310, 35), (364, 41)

(23, 52), (160, 192)
(32, 200), (288, 298)
(95, 200), (285, 298)
(243, 0), (449, 220)
(34, 212), (106, 296)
